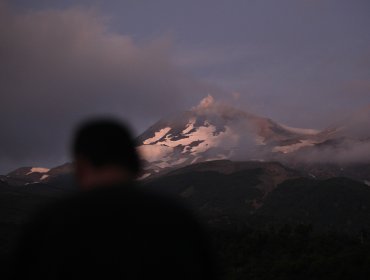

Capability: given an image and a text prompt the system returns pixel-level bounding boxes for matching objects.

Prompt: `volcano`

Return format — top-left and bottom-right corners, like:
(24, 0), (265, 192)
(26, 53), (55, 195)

(137, 96), (324, 177)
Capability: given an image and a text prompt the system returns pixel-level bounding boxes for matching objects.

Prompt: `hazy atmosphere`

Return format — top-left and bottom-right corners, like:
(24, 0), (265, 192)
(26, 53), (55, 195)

(1, 0), (370, 172)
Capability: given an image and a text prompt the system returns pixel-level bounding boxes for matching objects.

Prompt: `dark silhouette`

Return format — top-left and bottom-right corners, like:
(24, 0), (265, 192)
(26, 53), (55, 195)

(11, 119), (216, 280)
(72, 119), (141, 190)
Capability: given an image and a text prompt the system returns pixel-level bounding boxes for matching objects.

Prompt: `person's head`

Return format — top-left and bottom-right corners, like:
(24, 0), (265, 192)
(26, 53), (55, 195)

(72, 118), (141, 190)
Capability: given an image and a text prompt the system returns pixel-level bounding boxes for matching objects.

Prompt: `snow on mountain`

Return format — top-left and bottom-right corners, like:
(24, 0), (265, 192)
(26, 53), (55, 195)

(279, 124), (319, 136)
(5, 163), (73, 186)
(272, 140), (317, 154)
(137, 95), (323, 175)
(3, 99), (369, 183)
(143, 127), (172, 144)
(40, 174), (49, 180)
(26, 167), (50, 175)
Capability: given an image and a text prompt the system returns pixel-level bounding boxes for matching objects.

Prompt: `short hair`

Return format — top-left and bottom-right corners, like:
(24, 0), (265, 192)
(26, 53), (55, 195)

(72, 118), (141, 175)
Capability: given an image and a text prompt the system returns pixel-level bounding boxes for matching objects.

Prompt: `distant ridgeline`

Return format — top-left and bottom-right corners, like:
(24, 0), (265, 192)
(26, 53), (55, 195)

(2, 159), (370, 233)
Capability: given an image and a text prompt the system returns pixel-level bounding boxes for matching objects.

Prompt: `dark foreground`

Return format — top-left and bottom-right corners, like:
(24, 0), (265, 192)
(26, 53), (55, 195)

(2, 160), (370, 279)
(213, 226), (370, 280)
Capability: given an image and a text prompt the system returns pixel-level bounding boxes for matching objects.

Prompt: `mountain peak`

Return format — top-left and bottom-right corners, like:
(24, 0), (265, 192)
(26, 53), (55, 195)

(136, 97), (329, 177)
(193, 94), (216, 111)
(190, 95), (255, 121)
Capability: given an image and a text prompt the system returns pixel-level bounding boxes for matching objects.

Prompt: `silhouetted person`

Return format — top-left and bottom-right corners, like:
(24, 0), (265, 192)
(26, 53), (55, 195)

(11, 119), (217, 280)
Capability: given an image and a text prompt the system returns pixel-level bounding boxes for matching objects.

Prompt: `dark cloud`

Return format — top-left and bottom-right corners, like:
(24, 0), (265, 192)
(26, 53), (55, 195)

(0, 3), (216, 172)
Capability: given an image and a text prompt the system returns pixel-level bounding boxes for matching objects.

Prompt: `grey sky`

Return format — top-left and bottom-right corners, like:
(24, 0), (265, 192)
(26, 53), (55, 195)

(1, 0), (369, 172)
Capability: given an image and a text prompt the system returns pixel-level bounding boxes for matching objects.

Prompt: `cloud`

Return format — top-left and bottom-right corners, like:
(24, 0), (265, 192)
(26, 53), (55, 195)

(287, 107), (370, 164)
(293, 141), (370, 164)
(342, 80), (370, 98)
(0, 2), (214, 172)
(174, 45), (257, 69)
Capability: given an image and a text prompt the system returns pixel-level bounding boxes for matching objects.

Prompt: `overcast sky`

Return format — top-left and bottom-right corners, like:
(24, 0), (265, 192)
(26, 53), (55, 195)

(1, 0), (369, 173)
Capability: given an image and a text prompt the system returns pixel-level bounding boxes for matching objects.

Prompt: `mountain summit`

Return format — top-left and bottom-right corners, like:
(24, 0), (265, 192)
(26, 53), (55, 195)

(137, 96), (323, 176)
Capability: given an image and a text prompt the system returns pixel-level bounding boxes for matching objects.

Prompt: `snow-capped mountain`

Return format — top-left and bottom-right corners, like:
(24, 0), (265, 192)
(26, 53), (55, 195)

(3, 96), (369, 183)
(8, 167), (50, 180)
(2, 163), (73, 186)
(137, 96), (328, 176)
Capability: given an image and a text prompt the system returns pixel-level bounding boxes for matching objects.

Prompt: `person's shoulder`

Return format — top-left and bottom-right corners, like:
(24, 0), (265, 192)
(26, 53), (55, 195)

(115, 183), (198, 218)
(25, 182), (201, 231)
(96, 182), (203, 228)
